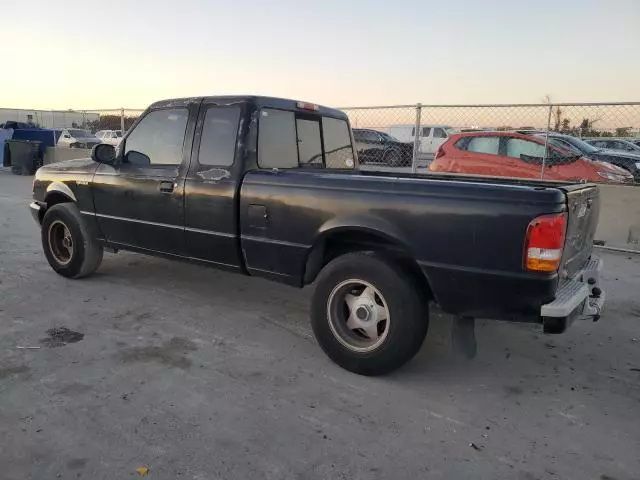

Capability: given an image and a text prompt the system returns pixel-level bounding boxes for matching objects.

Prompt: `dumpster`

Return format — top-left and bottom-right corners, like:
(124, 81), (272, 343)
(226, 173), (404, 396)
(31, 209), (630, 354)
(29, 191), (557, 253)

(7, 140), (42, 175)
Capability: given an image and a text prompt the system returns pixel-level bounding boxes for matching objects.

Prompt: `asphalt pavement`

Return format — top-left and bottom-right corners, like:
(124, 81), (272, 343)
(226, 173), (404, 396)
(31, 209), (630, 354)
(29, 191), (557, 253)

(1, 168), (639, 480)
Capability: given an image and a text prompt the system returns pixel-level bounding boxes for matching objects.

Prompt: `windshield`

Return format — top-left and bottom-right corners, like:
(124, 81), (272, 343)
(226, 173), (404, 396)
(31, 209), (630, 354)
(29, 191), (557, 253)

(445, 127), (458, 135)
(562, 136), (600, 154)
(115, 131), (123, 137)
(379, 132), (399, 142)
(68, 129), (93, 138)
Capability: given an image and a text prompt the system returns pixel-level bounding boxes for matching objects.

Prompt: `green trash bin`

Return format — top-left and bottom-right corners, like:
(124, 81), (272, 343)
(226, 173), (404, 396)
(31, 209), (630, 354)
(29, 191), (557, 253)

(8, 140), (41, 175)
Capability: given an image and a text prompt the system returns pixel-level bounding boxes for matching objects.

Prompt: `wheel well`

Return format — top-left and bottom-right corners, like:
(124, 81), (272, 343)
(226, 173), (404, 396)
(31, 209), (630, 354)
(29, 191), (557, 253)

(303, 230), (433, 299)
(40, 192), (74, 222)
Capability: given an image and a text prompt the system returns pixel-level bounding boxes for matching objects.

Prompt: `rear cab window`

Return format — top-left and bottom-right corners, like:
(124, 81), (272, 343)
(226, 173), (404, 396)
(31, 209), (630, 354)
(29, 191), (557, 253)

(258, 108), (355, 169)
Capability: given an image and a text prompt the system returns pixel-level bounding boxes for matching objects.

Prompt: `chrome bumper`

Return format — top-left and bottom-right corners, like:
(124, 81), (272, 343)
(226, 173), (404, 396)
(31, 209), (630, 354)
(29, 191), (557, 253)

(540, 257), (604, 331)
(29, 201), (42, 224)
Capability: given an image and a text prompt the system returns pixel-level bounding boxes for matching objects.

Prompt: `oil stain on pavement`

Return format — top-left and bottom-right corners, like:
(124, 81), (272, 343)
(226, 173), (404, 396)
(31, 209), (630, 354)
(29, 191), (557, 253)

(118, 337), (198, 369)
(40, 327), (85, 348)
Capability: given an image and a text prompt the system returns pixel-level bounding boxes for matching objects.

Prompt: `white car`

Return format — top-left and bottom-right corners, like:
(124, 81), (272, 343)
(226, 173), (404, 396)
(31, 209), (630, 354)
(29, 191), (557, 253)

(95, 130), (123, 146)
(57, 129), (101, 149)
(387, 124), (457, 156)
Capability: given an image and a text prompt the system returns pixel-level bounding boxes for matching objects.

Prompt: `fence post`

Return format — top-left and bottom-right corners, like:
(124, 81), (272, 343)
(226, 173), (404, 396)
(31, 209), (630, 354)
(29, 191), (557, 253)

(120, 108), (125, 133)
(412, 103), (422, 174)
(541, 104), (553, 180)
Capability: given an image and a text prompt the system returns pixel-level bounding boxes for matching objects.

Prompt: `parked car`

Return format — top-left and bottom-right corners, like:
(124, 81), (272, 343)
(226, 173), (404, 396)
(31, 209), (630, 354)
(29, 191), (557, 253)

(387, 124), (457, 156)
(29, 95), (605, 375)
(585, 138), (640, 154)
(429, 131), (633, 183)
(352, 128), (413, 166)
(57, 129), (101, 149)
(532, 132), (640, 182)
(95, 130), (123, 146)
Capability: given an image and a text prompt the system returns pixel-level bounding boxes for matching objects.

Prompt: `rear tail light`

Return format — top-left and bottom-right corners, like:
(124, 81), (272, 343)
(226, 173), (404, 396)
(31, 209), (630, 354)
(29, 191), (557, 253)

(435, 146), (445, 159)
(524, 213), (567, 272)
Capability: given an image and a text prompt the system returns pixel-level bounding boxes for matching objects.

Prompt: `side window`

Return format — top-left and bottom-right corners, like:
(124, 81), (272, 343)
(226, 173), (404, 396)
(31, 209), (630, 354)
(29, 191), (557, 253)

(124, 108), (188, 166)
(322, 117), (354, 169)
(296, 119), (323, 166)
(433, 128), (446, 138)
(258, 109), (298, 168)
(353, 130), (364, 142)
(197, 106), (240, 166)
(465, 137), (500, 155)
(505, 138), (546, 159)
(422, 127), (432, 137)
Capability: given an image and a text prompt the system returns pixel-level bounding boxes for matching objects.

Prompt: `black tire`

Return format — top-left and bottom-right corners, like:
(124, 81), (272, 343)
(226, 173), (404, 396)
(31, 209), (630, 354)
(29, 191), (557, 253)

(311, 251), (429, 375)
(384, 148), (403, 167)
(41, 203), (103, 279)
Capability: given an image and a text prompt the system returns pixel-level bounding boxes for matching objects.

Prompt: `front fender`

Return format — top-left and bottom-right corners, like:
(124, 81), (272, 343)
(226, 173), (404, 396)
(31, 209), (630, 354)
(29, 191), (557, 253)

(45, 181), (77, 203)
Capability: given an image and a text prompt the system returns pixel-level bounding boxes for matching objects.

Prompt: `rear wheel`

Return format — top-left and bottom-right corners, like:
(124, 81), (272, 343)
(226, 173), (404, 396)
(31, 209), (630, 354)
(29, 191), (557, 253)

(311, 252), (429, 375)
(41, 203), (103, 279)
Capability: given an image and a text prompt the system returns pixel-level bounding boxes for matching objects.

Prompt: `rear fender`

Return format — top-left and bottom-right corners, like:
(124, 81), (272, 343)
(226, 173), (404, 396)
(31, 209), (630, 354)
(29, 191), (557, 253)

(303, 213), (416, 284)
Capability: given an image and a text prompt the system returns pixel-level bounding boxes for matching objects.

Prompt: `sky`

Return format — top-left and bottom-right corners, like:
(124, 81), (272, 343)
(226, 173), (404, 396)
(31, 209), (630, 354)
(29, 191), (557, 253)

(2, 0), (639, 110)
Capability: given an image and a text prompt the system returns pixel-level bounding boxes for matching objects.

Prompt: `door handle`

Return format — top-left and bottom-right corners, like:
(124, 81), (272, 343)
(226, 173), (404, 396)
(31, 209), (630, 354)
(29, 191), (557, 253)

(159, 181), (175, 194)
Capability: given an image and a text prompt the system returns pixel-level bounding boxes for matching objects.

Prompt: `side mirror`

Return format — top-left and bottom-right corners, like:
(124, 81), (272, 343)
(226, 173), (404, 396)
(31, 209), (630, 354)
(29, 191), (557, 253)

(91, 143), (116, 164)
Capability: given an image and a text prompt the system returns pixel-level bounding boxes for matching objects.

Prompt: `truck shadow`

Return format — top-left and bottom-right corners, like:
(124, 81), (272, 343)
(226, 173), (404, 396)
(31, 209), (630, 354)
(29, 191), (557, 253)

(95, 252), (574, 380)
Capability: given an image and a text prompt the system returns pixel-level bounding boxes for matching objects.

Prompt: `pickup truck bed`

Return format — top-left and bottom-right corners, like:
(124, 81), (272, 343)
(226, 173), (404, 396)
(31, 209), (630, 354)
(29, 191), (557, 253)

(29, 95), (605, 375)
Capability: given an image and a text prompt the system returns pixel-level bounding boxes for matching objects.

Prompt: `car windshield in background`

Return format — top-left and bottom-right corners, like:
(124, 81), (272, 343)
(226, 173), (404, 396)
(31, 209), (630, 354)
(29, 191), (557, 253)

(69, 129), (93, 138)
(379, 132), (399, 142)
(445, 127), (457, 135)
(564, 136), (601, 154)
(115, 131), (123, 137)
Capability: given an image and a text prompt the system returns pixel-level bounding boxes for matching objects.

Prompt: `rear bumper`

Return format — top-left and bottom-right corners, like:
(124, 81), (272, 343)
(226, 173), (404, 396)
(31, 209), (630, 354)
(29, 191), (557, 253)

(540, 257), (604, 333)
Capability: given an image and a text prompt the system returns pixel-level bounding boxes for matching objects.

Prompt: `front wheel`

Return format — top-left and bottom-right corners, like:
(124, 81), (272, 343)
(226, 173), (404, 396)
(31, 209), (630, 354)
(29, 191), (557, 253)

(311, 252), (429, 375)
(41, 203), (103, 279)
(384, 148), (403, 167)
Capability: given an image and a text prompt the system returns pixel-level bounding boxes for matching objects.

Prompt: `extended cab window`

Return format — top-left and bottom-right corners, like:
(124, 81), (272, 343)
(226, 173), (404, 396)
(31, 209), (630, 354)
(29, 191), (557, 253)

(124, 108), (188, 166)
(198, 106), (240, 166)
(258, 109), (354, 169)
(322, 117), (354, 168)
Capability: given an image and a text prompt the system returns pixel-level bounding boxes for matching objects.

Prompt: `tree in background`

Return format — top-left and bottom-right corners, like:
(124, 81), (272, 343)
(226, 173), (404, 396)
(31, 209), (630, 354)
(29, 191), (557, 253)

(615, 127), (632, 137)
(87, 115), (139, 133)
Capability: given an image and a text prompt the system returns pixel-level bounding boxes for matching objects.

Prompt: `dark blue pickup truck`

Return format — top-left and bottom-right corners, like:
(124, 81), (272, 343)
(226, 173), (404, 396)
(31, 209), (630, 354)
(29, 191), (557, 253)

(29, 96), (605, 375)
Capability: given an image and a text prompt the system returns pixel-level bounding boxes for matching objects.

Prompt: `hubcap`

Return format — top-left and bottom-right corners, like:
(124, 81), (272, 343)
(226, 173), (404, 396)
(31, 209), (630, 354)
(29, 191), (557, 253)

(48, 220), (74, 265)
(326, 279), (391, 352)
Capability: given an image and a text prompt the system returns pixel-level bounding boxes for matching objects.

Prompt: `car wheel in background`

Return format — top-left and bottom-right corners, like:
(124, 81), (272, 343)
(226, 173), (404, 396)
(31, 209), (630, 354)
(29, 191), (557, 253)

(384, 148), (403, 167)
(41, 203), (103, 279)
(311, 251), (429, 375)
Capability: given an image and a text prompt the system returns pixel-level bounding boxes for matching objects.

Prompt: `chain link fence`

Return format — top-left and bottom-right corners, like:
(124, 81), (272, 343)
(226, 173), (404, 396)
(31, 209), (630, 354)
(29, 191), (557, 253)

(341, 102), (640, 183)
(0, 107), (145, 132)
(2, 102), (639, 183)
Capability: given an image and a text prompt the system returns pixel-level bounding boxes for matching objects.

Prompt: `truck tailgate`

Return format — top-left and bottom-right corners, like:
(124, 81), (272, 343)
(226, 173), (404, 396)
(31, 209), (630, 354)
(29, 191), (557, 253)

(561, 184), (600, 278)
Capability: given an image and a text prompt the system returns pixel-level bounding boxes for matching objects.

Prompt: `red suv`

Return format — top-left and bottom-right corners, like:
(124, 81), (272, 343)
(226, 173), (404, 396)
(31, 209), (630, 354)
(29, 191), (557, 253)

(429, 131), (632, 183)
